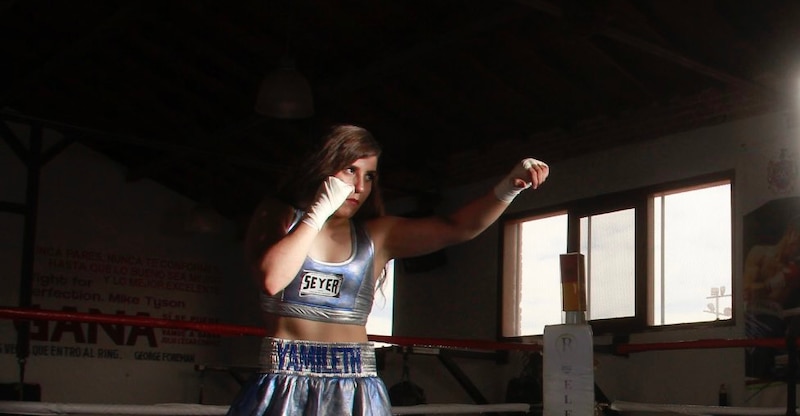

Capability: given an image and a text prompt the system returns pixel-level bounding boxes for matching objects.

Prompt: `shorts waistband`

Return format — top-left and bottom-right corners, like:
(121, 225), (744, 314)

(260, 337), (377, 377)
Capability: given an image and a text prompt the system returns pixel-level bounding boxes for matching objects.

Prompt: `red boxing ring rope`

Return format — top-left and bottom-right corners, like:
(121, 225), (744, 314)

(615, 337), (792, 354)
(0, 307), (266, 337)
(0, 306), (540, 415)
(5, 307), (800, 415)
(0, 307), (542, 352)
(1, 306), (797, 353)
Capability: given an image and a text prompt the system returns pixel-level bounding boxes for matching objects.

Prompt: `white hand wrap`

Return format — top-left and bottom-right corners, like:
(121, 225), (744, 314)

(493, 158), (542, 203)
(302, 176), (355, 231)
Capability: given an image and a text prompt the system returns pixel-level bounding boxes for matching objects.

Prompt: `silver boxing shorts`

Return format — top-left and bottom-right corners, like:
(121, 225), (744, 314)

(226, 337), (392, 416)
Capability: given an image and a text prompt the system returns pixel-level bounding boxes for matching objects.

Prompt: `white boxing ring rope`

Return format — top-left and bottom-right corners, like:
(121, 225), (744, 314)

(0, 401), (532, 415)
(0, 402), (229, 416)
(610, 400), (797, 415)
(2, 400), (800, 416)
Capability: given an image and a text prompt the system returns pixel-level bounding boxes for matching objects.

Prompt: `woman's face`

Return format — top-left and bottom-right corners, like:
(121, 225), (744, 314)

(332, 155), (378, 217)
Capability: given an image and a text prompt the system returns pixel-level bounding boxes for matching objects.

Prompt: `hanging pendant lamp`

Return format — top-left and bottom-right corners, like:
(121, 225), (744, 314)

(254, 56), (314, 119)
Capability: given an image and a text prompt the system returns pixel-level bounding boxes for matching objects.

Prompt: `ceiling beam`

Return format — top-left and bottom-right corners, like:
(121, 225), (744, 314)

(597, 27), (775, 97)
(210, 4), (531, 146)
(0, 3), (143, 107)
(0, 111), (287, 173)
(321, 6), (528, 98)
(125, 30), (249, 105)
(514, 0), (777, 98)
(103, 46), (223, 123)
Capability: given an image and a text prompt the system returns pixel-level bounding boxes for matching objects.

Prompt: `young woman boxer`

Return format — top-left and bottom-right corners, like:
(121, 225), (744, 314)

(227, 124), (549, 416)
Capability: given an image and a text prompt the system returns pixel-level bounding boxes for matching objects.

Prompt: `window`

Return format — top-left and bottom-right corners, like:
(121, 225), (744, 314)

(580, 208), (637, 322)
(500, 173), (733, 336)
(652, 184), (733, 325)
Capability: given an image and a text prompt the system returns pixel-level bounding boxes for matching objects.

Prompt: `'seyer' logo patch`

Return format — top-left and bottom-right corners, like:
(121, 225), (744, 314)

(300, 271), (343, 297)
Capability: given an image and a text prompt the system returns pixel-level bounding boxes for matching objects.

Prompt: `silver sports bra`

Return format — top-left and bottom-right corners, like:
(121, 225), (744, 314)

(260, 212), (377, 325)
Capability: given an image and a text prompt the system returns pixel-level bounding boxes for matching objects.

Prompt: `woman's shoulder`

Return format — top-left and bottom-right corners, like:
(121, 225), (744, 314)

(363, 214), (398, 228)
(244, 197), (301, 254)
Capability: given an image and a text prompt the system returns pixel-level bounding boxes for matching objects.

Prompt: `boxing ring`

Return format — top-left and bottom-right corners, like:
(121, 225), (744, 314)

(0, 307), (539, 415)
(1, 307), (800, 415)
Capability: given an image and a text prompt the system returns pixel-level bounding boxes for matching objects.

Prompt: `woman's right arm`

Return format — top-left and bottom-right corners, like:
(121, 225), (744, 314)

(244, 177), (354, 295)
(244, 198), (319, 295)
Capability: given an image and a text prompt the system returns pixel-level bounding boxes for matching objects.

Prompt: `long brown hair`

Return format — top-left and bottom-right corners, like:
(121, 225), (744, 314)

(278, 124), (385, 220)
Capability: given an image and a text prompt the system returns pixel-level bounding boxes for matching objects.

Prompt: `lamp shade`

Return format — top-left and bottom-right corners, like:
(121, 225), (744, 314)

(254, 58), (314, 119)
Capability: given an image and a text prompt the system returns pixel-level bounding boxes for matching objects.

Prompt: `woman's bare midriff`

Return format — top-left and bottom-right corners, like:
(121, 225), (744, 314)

(263, 314), (369, 343)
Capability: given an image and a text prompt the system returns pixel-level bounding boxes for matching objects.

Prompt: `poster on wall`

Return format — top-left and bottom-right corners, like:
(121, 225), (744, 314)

(1, 244), (226, 366)
(743, 196), (800, 383)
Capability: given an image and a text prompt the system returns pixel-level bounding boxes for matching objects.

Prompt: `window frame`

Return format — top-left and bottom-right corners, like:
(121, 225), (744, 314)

(497, 170), (735, 338)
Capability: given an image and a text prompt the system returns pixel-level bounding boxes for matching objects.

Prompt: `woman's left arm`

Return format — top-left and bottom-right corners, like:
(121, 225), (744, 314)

(370, 158), (549, 261)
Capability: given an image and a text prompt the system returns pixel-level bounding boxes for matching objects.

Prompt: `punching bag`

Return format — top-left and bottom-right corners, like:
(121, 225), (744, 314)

(389, 350), (426, 410)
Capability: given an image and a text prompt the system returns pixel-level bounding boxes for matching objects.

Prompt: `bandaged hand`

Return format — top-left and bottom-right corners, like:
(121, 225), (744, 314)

(493, 158), (549, 203)
(302, 176), (355, 230)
